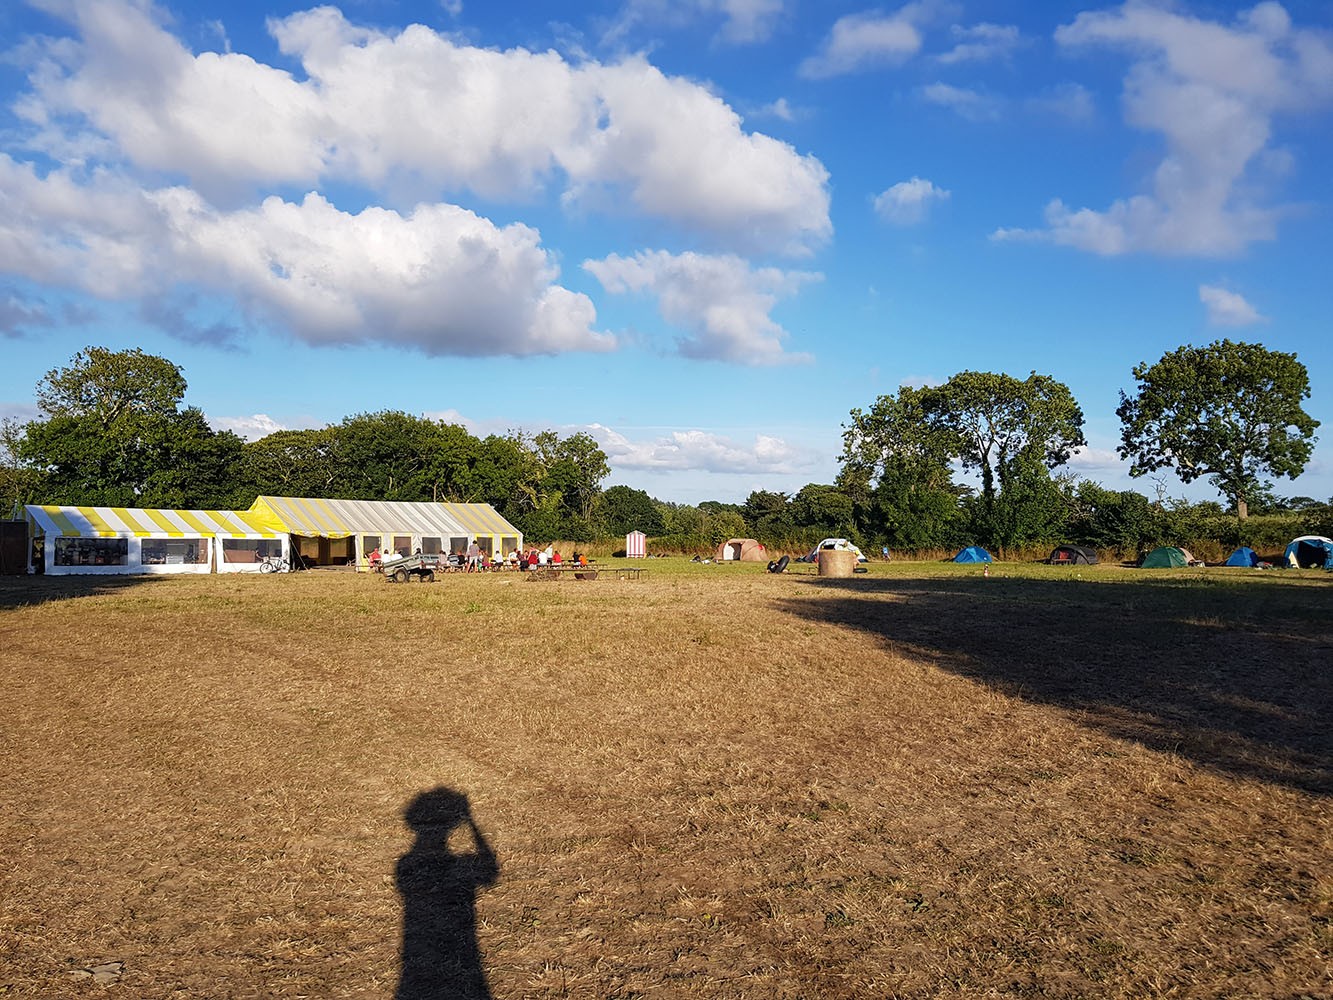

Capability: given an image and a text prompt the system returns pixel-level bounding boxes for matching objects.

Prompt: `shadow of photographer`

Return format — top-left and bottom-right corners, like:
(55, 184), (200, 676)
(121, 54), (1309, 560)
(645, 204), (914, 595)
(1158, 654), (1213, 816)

(395, 787), (499, 1000)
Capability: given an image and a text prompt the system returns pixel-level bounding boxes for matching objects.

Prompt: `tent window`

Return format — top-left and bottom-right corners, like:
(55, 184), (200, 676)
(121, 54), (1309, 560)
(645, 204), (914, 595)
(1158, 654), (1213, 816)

(297, 536), (321, 559)
(142, 539), (208, 565)
(450, 536), (469, 555)
(221, 538), (283, 563)
(54, 538), (128, 566)
(363, 536), (381, 556)
(476, 537), (493, 555)
(392, 535), (411, 557)
(421, 537), (442, 555)
(501, 536), (518, 557)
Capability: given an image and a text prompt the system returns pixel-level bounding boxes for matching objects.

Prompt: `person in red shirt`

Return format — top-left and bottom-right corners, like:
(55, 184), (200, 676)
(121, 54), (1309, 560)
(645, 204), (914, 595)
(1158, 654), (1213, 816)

(551, 550), (562, 566)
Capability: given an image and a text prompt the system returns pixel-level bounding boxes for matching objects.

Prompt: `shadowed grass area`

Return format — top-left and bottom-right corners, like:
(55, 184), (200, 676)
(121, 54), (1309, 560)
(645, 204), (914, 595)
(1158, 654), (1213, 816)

(1, 563), (1329, 998)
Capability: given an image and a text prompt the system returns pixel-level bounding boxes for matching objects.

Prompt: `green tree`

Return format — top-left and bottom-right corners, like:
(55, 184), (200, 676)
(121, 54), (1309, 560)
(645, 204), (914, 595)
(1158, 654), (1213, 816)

(742, 490), (793, 539)
(839, 385), (961, 549)
(790, 483), (855, 536)
(0, 417), (45, 511)
(545, 431), (611, 524)
(601, 485), (666, 536)
(35, 345), (187, 426)
(927, 371), (1085, 516)
(237, 428), (341, 501)
(1117, 340), (1319, 518)
(19, 347), (243, 508)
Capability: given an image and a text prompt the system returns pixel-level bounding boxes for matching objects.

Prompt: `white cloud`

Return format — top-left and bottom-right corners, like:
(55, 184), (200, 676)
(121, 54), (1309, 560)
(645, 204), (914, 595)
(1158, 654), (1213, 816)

(17, 1), (830, 255)
(1199, 284), (1266, 326)
(938, 22), (1020, 65)
(898, 374), (943, 389)
(874, 177), (950, 225)
(799, 8), (924, 78)
(605, 0), (787, 45)
(589, 423), (811, 474)
(0, 155), (613, 357)
(997, 3), (1333, 256)
(750, 97), (798, 122)
(920, 82), (1002, 121)
(1027, 82), (1096, 123)
(1066, 446), (1125, 473)
(207, 413), (289, 440)
(584, 250), (819, 365)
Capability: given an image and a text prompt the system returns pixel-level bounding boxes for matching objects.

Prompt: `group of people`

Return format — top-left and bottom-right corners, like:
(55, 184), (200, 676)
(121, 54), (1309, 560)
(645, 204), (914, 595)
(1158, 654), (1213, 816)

(366, 541), (589, 574)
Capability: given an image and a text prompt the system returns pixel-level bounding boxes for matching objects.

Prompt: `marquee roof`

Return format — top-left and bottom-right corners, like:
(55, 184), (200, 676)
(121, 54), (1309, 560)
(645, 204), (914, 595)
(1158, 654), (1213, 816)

(25, 505), (283, 539)
(250, 496), (521, 539)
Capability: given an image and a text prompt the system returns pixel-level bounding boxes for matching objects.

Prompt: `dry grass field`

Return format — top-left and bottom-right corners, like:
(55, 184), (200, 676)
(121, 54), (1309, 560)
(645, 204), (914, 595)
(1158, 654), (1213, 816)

(1, 562), (1330, 999)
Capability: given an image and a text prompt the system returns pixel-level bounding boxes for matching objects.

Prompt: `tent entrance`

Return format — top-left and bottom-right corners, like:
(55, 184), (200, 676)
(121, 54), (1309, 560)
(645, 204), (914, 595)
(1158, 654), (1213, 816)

(295, 534), (356, 567)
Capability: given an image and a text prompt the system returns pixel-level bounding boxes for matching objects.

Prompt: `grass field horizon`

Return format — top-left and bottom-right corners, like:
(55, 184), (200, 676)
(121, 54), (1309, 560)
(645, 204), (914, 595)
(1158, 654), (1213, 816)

(2, 562), (1329, 998)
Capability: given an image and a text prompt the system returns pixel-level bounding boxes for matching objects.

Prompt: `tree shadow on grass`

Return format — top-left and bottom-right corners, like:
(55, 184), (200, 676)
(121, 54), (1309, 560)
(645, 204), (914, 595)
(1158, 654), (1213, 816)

(776, 574), (1333, 794)
(396, 787), (499, 1000)
(0, 574), (162, 610)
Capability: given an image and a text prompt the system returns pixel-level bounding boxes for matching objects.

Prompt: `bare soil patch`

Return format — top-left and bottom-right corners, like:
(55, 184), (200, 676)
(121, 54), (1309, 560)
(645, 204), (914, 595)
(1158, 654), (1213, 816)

(1, 564), (1329, 998)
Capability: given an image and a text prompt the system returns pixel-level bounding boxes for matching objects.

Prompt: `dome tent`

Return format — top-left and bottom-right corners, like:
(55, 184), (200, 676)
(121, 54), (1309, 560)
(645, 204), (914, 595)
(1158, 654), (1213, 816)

(953, 546), (992, 563)
(1141, 546), (1188, 568)
(1048, 545), (1098, 565)
(1224, 547), (1260, 568)
(1283, 535), (1333, 569)
(714, 538), (767, 562)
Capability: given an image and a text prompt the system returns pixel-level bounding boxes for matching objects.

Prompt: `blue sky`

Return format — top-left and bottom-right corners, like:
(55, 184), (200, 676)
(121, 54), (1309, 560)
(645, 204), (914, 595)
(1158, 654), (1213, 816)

(2, 0), (1330, 505)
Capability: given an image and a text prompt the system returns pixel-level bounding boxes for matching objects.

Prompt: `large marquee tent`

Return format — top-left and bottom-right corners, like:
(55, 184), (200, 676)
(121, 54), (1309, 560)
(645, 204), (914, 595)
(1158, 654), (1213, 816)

(21, 497), (523, 575)
(24, 504), (286, 575)
(251, 496), (522, 571)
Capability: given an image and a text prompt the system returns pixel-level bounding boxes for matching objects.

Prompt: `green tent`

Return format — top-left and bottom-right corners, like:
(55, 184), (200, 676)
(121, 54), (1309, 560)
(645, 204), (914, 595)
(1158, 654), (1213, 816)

(1141, 546), (1188, 568)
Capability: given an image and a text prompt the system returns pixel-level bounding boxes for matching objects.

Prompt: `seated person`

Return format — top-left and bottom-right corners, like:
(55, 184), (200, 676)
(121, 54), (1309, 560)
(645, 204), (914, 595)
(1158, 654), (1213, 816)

(369, 546), (382, 571)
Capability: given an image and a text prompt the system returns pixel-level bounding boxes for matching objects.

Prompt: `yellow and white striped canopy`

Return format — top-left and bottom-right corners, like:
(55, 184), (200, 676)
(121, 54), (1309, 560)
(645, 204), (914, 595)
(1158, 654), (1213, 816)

(250, 496), (521, 539)
(25, 505), (284, 539)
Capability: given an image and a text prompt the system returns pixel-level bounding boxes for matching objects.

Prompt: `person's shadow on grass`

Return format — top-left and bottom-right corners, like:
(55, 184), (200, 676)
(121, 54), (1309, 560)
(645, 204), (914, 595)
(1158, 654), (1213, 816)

(395, 787), (499, 1000)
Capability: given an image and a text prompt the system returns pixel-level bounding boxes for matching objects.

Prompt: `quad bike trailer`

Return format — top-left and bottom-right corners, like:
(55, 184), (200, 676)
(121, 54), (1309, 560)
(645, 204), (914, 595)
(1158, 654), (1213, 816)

(381, 553), (437, 583)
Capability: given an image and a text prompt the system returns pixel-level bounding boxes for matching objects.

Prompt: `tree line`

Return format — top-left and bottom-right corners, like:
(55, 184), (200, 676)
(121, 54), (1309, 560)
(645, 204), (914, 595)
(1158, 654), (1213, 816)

(2, 342), (1325, 556)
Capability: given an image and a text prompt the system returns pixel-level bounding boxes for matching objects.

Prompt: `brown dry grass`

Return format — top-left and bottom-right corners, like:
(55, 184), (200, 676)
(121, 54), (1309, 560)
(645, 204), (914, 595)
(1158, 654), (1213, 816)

(1, 562), (1330, 999)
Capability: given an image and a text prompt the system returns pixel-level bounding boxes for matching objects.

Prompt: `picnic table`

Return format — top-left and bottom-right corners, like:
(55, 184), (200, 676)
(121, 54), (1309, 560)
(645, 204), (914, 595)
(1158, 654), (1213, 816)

(524, 564), (649, 582)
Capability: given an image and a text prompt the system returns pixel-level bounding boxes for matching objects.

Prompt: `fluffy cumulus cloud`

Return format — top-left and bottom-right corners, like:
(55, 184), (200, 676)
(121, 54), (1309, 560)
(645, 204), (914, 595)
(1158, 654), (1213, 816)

(584, 250), (820, 365)
(995, 2), (1333, 256)
(874, 177), (950, 225)
(0, 155), (611, 356)
(17, 1), (830, 256)
(207, 413), (290, 441)
(588, 423), (811, 474)
(1199, 284), (1266, 326)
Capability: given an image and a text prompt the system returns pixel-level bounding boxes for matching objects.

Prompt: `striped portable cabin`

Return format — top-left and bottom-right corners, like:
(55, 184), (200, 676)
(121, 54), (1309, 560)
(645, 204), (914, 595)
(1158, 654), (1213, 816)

(24, 505), (286, 575)
(625, 530), (647, 559)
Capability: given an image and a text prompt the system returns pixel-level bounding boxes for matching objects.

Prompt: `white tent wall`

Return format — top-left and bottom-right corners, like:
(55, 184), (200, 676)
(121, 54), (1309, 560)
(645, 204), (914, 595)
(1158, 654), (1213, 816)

(40, 534), (214, 576)
(215, 536), (290, 573)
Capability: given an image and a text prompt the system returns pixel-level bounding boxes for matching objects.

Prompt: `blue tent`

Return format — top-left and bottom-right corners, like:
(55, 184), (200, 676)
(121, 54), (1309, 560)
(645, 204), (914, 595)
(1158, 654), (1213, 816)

(954, 546), (992, 563)
(1224, 547), (1260, 567)
(1283, 535), (1333, 569)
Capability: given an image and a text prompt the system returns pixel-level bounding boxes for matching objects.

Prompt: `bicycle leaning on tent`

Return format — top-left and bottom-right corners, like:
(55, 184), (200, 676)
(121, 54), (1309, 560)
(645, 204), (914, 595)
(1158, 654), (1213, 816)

(257, 554), (290, 573)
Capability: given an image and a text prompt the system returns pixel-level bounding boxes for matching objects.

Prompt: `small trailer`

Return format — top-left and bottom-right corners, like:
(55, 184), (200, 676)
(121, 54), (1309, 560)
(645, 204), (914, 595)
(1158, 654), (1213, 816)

(381, 553), (439, 583)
